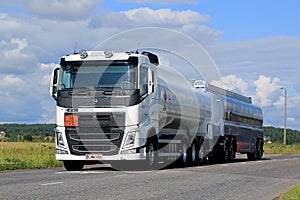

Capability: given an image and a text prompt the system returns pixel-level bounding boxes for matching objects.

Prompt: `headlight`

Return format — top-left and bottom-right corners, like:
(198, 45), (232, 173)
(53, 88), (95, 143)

(56, 132), (66, 148)
(123, 131), (136, 149)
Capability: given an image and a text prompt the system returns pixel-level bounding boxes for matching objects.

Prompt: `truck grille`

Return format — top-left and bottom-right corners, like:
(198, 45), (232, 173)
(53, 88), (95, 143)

(66, 112), (125, 156)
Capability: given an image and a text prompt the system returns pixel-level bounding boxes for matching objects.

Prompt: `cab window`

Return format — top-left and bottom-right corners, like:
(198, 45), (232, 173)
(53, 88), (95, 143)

(140, 67), (148, 96)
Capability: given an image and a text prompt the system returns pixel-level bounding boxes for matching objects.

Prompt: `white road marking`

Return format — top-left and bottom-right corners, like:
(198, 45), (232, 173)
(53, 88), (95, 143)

(55, 171), (105, 175)
(113, 174), (128, 178)
(41, 182), (64, 186)
(124, 171), (153, 174)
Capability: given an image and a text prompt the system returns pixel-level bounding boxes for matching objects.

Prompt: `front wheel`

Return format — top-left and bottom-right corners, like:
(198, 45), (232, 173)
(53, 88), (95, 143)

(63, 160), (84, 171)
(146, 139), (159, 169)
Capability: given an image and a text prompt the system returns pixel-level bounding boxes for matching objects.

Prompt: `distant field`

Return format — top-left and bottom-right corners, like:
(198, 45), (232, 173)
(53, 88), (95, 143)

(0, 142), (62, 171)
(264, 143), (300, 154)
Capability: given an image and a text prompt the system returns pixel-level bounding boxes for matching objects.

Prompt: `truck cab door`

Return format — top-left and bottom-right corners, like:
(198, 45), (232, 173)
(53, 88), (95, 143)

(50, 68), (59, 100)
(139, 66), (157, 127)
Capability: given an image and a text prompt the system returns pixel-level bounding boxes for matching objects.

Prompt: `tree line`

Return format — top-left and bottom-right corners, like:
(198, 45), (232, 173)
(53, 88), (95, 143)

(0, 124), (55, 142)
(263, 126), (300, 144)
(0, 124), (299, 144)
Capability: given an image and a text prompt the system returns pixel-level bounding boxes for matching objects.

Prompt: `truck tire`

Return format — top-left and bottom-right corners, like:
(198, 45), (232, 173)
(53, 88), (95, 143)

(256, 139), (264, 160)
(247, 139), (263, 161)
(230, 138), (236, 160)
(190, 140), (198, 166)
(247, 142), (257, 161)
(146, 138), (159, 169)
(247, 152), (256, 161)
(198, 141), (206, 165)
(224, 138), (235, 162)
(63, 160), (84, 171)
(177, 140), (190, 167)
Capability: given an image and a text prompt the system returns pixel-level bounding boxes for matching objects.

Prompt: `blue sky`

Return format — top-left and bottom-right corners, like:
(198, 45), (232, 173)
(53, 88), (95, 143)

(0, 0), (299, 130)
(102, 0), (300, 40)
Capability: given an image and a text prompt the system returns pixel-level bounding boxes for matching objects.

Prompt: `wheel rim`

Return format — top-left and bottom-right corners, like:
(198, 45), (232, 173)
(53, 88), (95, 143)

(147, 143), (155, 166)
(191, 143), (196, 163)
(182, 143), (188, 164)
(199, 144), (204, 162)
(257, 141), (263, 158)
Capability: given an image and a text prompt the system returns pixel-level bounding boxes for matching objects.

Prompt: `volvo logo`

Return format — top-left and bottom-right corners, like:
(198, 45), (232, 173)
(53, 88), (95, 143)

(93, 99), (98, 105)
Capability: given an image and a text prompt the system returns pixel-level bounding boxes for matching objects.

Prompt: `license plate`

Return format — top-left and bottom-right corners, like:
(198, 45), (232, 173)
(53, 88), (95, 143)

(85, 154), (103, 160)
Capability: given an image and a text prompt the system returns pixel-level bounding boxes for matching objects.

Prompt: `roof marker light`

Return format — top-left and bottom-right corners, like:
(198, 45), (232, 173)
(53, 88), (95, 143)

(80, 49), (88, 59)
(104, 50), (113, 58)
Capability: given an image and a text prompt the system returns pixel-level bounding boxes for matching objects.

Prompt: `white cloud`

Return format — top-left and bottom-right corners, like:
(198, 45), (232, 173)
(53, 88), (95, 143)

(4, 38), (28, 58)
(40, 63), (60, 71)
(123, 8), (209, 25)
(0, 38), (37, 74)
(211, 74), (249, 94)
(0, 2), (299, 129)
(287, 95), (300, 108)
(208, 36), (300, 79)
(39, 63), (59, 86)
(119, 0), (196, 4)
(253, 75), (282, 107)
(288, 117), (295, 123)
(90, 8), (221, 44)
(0, 5), (223, 123)
(0, 75), (25, 93)
(91, 8), (211, 27)
(1, 0), (103, 20)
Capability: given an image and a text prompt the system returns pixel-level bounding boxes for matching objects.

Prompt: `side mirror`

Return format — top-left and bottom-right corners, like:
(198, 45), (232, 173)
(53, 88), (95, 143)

(148, 69), (154, 94)
(194, 80), (207, 91)
(50, 68), (59, 100)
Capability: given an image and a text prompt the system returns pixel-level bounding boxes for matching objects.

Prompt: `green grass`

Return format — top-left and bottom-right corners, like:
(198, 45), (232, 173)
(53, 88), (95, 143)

(278, 184), (300, 200)
(1, 142), (299, 171)
(0, 142), (63, 170)
(264, 143), (300, 155)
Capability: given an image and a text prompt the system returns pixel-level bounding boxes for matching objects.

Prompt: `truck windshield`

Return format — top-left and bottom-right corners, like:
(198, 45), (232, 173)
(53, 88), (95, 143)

(59, 60), (138, 91)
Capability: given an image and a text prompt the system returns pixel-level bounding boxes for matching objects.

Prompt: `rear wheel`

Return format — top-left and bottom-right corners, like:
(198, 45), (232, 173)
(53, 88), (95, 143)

(198, 140), (206, 165)
(247, 139), (264, 160)
(224, 138), (235, 162)
(63, 160), (84, 171)
(256, 139), (264, 160)
(190, 141), (198, 166)
(247, 152), (256, 160)
(178, 140), (190, 167)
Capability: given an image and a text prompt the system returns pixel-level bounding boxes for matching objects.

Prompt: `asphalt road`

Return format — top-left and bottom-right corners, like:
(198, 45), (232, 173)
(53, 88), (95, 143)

(1, 154), (300, 200)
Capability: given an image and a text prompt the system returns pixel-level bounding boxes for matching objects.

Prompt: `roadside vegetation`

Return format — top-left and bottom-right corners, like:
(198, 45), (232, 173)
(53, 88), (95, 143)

(264, 126), (300, 144)
(264, 143), (300, 154)
(277, 184), (300, 200)
(0, 124), (299, 171)
(0, 142), (62, 171)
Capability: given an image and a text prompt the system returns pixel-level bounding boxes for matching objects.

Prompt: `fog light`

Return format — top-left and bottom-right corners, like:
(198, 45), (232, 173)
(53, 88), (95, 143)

(56, 149), (68, 154)
(123, 131), (136, 149)
(80, 49), (88, 59)
(121, 149), (136, 154)
(56, 132), (66, 148)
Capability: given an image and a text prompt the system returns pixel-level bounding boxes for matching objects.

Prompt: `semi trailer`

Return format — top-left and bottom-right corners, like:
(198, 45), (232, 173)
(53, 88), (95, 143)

(50, 50), (263, 171)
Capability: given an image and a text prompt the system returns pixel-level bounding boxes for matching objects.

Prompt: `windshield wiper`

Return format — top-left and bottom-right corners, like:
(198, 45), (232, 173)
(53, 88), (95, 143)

(68, 87), (90, 96)
(95, 86), (125, 95)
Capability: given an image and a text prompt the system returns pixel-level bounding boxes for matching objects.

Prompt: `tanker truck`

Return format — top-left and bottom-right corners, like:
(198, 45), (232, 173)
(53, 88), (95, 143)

(50, 50), (263, 171)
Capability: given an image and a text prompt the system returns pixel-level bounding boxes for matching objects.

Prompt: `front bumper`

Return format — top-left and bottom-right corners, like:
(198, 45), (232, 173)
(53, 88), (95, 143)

(56, 149), (146, 161)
